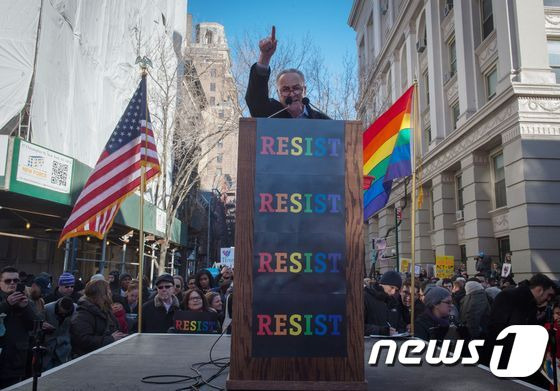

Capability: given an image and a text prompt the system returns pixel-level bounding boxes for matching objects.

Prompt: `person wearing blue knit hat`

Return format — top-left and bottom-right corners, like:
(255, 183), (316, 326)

(44, 272), (80, 304)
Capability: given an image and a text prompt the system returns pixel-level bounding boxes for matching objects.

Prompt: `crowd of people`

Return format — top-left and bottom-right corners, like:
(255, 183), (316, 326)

(0, 265), (233, 388)
(2, 251), (558, 388)
(364, 254), (558, 388)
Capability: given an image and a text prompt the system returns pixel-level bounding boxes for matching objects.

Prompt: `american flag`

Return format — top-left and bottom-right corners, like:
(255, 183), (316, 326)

(58, 76), (160, 245)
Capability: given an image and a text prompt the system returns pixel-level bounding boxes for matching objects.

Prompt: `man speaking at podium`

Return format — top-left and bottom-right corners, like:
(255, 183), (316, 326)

(245, 26), (330, 120)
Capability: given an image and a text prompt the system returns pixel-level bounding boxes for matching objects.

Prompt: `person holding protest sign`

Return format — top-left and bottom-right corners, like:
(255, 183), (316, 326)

(245, 26), (330, 119)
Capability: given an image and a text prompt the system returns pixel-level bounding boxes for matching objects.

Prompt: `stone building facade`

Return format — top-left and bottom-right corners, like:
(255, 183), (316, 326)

(189, 22), (239, 197)
(349, 0), (560, 279)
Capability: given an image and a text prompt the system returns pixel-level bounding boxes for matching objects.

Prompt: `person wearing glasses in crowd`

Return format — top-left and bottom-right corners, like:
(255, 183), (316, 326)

(0, 266), (39, 388)
(45, 272), (81, 304)
(245, 26), (330, 119)
(183, 288), (211, 313)
(414, 286), (455, 342)
(140, 274), (180, 333)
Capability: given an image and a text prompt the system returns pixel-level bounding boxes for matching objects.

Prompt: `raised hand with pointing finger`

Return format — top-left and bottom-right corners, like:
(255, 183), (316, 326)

(258, 26), (277, 67)
(245, 25), (330, 119)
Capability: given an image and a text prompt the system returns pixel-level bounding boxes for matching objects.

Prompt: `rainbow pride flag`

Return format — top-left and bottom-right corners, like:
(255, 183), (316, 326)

(363, 86), (414, 221)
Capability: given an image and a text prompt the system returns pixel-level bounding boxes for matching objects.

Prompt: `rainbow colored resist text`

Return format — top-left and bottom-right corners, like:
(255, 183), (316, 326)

(260, 136), (342, 157)
(256, 314), (343, 336)
(258, 252), (342, 273)
(175, 320), (218, 332)
(258, 193), (342, 213)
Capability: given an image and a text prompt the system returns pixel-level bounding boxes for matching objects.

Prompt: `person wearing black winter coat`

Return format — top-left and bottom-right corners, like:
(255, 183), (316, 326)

(44, 286), (81, 305)
(414, 287), (453, 342)
(140, 294), (181, 333)
(245, 27), (331, 120)
(70, 280), (125, 357)
(140, 274), (181, 333)
(459, 281), (490, 339)
(0, 267), (39, 388)
(364, 283), (406, 336)
(483, 274), (556, 388)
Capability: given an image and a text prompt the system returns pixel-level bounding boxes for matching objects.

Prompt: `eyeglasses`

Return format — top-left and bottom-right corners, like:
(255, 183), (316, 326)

(279, 85), (304, 96)
(2, 278), (19, 284)
(189, 297), (202, 301)
(157, 285), (173, 290)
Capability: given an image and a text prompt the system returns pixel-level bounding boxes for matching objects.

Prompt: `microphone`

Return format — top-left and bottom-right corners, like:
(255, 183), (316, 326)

(267, 97), (293, 118)
(302, 97), (330, 118)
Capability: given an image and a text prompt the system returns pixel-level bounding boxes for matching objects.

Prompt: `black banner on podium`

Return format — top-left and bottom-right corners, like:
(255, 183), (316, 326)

(252, 118), (346, 357)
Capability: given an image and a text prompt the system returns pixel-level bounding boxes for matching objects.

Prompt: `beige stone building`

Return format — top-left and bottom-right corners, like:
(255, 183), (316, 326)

(188, 22), (239, 201)
(349, 0), (560, 279)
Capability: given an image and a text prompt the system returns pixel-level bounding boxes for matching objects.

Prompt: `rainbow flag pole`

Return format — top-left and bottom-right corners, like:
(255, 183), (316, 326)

(363, 86), (415, 221)
(410, 81), (419, 336)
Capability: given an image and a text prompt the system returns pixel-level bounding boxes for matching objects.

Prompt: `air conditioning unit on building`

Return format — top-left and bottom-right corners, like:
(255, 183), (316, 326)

(456, 210), (464, 221)
(416, 40), (426, 53)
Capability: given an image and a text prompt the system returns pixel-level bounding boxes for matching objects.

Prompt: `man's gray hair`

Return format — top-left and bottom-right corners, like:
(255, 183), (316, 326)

(276, 68), (305, 85)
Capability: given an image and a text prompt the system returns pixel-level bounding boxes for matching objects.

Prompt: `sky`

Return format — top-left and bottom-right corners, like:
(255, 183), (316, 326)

(188, 0), (357, 76)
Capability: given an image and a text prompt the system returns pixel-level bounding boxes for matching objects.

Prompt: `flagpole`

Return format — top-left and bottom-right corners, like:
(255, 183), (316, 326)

(410, 81), (419, 336)
(137, 67), (149, 334)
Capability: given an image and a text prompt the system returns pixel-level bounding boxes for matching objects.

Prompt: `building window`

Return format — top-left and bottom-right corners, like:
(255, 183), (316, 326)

(217, 154), (223, 164)
(485, 67), (497, 100)
(400, 47), (408, 91)
(481, 0), (494, 40)
(386, 69), (392, 102)
(217, 140), (223, 149)
(359, 37), (365, 81)
(430, 188), (436, 230)
(210, 68), (216, 77)
(216, 168), (222, 176)
(219, 110), (224, 118)
(423, 70), (430, 106)
(367, 14), (374, 62)
(460, 244), (467, 265)
(209, 96), (215, 105)
(448, 38), (457, 77)
(548, 40), (560, 83)
(492, 152), (507, 208)
(424, 125), (432, 147)
(456, 174), (464, 211)
(205, 30), (213, 45)
(497, 237), (510, 264)
(210, 83), (216, 92)
(545, 0), (560, 6)
(444, 0), (454, 16)
(451, 101), (460, 129)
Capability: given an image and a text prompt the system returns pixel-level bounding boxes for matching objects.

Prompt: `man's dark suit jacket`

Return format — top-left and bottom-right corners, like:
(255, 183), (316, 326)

(245, 63), (331, 119)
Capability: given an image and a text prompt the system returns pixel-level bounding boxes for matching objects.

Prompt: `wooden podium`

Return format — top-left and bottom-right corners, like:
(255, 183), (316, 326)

(227, 118), (366, 390)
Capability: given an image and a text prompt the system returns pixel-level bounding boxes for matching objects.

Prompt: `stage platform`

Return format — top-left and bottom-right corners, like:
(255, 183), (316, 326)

(7, 334), (540, 391)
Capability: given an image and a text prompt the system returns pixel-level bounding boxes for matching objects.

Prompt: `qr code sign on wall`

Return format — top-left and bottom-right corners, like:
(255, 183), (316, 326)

(51, 161), (69, 187)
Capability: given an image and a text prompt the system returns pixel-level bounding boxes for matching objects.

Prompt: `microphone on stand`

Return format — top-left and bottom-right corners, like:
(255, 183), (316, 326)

(302, 97), (330, 118)
(267, 97), (293, 118)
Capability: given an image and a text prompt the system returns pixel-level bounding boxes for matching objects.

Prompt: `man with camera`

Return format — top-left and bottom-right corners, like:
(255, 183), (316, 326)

(0, 266), (39, 388)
